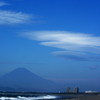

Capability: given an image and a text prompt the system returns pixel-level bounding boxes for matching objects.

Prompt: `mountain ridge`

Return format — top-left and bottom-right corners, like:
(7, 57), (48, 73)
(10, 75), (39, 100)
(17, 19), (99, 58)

(0, 68), (60, 92)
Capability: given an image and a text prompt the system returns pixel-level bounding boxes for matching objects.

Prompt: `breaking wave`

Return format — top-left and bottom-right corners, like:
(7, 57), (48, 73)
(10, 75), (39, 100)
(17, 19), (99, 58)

(0, 95), (57, 100)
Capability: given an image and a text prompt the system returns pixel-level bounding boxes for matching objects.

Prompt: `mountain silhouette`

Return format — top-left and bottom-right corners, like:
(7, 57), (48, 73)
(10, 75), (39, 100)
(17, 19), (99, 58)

(0, 68), (59, 92)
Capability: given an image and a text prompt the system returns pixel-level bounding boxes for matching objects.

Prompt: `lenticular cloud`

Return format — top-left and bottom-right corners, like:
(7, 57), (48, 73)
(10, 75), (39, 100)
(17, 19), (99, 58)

(20, 31), (100, 61)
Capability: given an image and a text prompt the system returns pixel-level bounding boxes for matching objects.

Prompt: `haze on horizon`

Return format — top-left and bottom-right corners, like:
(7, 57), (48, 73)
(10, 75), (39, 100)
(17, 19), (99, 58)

(0, 0), (100, 92)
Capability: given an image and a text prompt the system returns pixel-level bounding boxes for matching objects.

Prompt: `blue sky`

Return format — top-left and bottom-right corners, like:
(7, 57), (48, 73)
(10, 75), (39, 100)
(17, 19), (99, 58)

(0, 0), (100, 91)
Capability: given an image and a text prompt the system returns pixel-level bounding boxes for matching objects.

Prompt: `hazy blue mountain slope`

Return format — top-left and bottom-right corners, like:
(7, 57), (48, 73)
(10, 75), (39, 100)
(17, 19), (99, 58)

(0, 68), (60, 92)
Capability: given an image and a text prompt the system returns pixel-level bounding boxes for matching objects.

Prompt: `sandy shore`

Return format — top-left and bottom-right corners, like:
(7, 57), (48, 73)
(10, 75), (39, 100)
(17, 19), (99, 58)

(75, 95), (100, 100)
(61, 95), (100, 100)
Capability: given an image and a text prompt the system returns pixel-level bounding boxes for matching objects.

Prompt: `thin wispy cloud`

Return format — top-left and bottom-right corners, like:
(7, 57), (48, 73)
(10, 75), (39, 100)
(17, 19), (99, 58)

(20, 31), (100, 61)
(0, 62), (41, 65)
(52, 51), (100, 61)
(0, 10), (33, 25)
(89, 65), (100, 70)
(0, 2), (41, 25)
(0, 2), (9, 6)
(46, 78), (100, 83)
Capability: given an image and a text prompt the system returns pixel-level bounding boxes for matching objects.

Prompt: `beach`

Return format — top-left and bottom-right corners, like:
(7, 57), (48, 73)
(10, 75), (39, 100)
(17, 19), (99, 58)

(61, 95), (100, 100)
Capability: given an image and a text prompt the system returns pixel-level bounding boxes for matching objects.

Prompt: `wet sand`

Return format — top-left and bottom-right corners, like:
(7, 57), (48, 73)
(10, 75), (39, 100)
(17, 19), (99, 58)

(75, 95), (100, 100)
(61, 95), (100, 100)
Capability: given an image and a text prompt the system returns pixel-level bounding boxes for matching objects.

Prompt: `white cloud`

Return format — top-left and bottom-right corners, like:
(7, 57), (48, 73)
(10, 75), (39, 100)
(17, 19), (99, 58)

(0, 2), (9, 6)
(0, 2), (35, 25)
(0, 10), (33, 25)
(20, 31), (100, 61)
